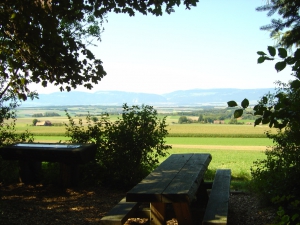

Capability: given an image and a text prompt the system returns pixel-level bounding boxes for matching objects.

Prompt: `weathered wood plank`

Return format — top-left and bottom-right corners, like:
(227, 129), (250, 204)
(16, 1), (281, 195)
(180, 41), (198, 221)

(100, 198), (141, 225)
(202, 169), (231, 225)
(150, 202), (166, 225)
(126, 154), (194, 202)
(162, 154), (212, 203)
(172, 202), (193, 225)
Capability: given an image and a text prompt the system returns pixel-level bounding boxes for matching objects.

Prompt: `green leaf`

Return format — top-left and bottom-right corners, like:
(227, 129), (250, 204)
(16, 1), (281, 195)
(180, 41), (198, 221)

(234, 109), (243, 118)
(263, 110), (272, 118)
(290, 80), (300, 89)
(257, 56), (265, 64)
(269, 119), (274, 128)
(227, 101), (238, 107)
(285, 56), (296, 65)
(274, 102), (283, 110)
(268, 46), (276, 57)
(262, 96), (268, 104)
(278, 48), (287, 58)
(264, 56), (274, 61)
(294, 48), (300, 59)
(293, 59), (300, 70)
(291, 213), (299, 221)
(253, 105), (259, 111)
(257, 51), (266, 56)
(275, 61), (287, 72)
(262, 117), (270, 124)
(254, 118), (262, 126)
(254, 106), (266, 116)
(42, 81), (47, 87)
(241, 98), (249, 109)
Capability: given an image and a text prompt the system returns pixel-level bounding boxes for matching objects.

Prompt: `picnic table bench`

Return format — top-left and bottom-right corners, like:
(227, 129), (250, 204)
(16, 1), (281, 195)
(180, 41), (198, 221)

(0, 143), (97, 187)
(101, 153), (231, 225)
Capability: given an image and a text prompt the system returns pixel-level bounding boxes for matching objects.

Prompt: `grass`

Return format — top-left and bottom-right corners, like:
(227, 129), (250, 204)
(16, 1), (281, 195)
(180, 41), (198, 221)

(166, 137), (273, 146)
(33, 136), (70, 142)
(167, 123), (276, 137)
(13, 114), (272, 191)
(161, 148), (266, 191)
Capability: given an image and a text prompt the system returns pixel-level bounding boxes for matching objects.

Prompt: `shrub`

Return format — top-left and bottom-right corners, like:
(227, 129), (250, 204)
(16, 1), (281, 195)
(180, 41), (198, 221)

(0, 93), (34, 183)
(64, 104), (171, 188)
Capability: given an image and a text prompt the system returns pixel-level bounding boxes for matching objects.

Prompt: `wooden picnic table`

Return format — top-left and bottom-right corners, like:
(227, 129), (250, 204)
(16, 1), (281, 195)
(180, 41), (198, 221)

(0, 143), (97, 187)
(126, 153), (212, 225)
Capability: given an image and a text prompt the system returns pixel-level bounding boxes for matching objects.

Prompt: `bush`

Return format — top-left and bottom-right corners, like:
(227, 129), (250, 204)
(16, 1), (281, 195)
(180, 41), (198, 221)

(228, 118), (244, 125)
(0, 93), (34, 183)
(249, 80), (300, 224)
(178, 116), (194, 124)
(64, 104), (171, 188)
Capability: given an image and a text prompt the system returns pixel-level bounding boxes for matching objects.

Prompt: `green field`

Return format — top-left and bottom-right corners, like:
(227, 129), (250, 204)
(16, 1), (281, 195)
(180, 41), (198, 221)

(166, 137), (273, 146)
(160, 148), (265, 182)
(13, 113), (273, 190)
(14, 116), (276, 136)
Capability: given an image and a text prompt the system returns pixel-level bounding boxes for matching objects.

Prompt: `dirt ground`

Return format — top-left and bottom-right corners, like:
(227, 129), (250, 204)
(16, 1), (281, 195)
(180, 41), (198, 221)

(0, 183), (276, 225)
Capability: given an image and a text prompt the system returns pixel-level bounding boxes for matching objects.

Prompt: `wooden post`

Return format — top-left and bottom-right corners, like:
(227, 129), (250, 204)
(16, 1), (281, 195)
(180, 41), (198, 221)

(59, 163), (79, 188)
(150, 202), (166, 225)
(172, 203), (193, 225)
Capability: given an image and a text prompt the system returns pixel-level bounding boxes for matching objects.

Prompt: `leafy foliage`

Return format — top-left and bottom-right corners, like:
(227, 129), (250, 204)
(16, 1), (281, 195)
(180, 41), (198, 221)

(229, 45), (300, 224)
(272, 195), (300, 225)
(257, 0), (300, 48)
(32, 112), (60, 117)
(228, 46), (300, 130)
(1, 0), (199, 101)
(64, 104), (171, 188)
(0, 88), (34, 183)
(0, 0), (107, 101)
(178, 116), (190, 124)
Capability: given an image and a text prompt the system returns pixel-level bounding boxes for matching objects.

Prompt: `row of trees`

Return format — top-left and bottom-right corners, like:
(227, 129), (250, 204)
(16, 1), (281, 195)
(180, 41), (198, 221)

(32, 112), (61, 117)
(177, 110), (256, 124)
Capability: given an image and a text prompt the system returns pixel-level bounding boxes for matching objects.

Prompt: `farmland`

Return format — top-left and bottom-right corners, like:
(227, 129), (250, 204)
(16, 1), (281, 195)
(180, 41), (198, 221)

(11, 106), (276, 188)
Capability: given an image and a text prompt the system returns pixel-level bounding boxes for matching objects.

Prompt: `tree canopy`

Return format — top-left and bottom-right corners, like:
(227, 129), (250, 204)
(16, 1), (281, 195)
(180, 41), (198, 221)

(257, 0), (300, 48)
(0, 0), (199, 101)
(227, 2), (300, 222)
(228, 0), (300, 129)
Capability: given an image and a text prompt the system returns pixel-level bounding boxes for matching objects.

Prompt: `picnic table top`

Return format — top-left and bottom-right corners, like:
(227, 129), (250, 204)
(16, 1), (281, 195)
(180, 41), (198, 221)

(0, 143), (97, 164)
(126, 153), (212, 203)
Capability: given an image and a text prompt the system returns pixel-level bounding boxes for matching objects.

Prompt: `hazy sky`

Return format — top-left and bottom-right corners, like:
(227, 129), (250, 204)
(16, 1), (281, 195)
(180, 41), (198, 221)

(33, 0), (293, 94)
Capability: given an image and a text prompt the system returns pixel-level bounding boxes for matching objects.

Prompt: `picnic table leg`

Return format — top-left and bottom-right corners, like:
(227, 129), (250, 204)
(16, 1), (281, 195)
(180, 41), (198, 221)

(172, 203), (193, 225)
(59, 163), (79, 188)
(195, 179), (209, 207)
(150, 202), (166, 225)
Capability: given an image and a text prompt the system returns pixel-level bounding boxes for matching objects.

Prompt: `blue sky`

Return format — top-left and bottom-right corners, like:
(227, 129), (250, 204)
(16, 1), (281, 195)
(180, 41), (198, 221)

(35, 0), (293, 94)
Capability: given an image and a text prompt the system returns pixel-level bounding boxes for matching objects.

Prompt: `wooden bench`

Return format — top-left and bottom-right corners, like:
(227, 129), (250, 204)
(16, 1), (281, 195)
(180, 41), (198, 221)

(202, 169), (231, 225)
(100, 198), (142, 225)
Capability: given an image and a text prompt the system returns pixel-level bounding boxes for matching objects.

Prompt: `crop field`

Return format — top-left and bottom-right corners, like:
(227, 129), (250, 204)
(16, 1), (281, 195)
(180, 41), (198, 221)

(11, 111), (275, 188)
(167, 123), (276, 137)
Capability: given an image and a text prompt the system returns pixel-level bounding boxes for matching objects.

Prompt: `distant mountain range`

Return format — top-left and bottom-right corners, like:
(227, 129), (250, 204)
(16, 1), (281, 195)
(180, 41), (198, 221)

(21, 88), (275, 107)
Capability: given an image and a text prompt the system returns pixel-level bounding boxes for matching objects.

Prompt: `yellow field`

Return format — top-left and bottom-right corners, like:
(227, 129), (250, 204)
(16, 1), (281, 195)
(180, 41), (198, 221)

(13, 115), (277, 138)
(167, 123), (276, 135)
